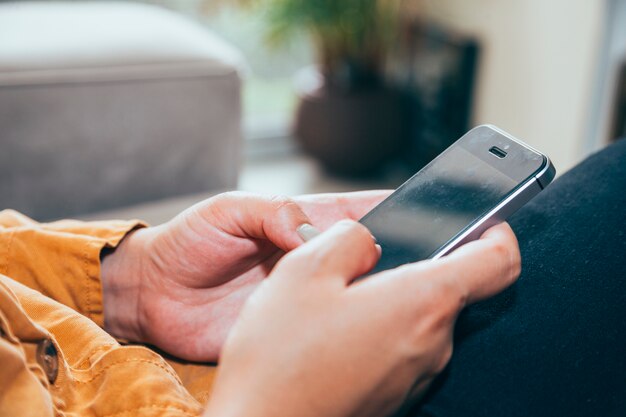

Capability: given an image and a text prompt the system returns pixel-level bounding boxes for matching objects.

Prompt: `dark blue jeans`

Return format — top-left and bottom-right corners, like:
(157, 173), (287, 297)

(412, 138), (626, 417)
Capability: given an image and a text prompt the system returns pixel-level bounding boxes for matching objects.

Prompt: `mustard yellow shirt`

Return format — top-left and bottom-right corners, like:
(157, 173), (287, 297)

(0, 210), (216, 417)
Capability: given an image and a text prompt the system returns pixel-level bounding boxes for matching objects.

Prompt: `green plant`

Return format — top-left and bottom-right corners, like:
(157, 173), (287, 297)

(236, 0), (403, 90)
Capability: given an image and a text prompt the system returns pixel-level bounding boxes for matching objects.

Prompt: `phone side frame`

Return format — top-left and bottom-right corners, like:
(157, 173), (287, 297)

(429, 155), (556, 260)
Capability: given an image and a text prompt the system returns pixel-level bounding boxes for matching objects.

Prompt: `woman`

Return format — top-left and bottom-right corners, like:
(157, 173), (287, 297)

(0, 139), (624, 417)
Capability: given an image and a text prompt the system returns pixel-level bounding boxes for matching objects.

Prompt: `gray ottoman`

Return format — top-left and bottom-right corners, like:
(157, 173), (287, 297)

(0, 1), (244, 220)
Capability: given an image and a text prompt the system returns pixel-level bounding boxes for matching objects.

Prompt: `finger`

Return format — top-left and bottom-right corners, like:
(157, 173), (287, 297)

(278, 220), (380, 284)
(440, 222), (521, 305)
(294, 190), (393, 229)
(196, 192), (313, 252)
(363, 222), (520, 311)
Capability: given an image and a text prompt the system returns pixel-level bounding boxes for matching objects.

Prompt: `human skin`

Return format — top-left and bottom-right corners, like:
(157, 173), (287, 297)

(102, 191), (520, 416)
(204, 220), (520, 417)
(101, 190), (394, 361)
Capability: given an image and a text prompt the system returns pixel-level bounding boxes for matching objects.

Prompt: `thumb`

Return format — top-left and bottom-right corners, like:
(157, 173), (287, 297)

(363, 222), (520, 313)
(277, 220), (381, 284)
(435, 222), (521, 305)
(193, 192), (313, 252)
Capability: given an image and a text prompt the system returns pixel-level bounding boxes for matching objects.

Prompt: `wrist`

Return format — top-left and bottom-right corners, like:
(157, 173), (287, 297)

(101, 227), (153, 342)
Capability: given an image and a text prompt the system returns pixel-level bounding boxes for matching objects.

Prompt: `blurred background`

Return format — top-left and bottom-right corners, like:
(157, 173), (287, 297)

(1, 0), (624, 223)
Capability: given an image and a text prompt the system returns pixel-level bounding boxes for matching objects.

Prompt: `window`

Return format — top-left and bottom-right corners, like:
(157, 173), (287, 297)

(135, 0), (314, 140)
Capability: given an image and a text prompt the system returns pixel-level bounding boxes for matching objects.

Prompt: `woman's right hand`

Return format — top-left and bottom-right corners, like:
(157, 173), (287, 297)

(205, 220), (521, 417)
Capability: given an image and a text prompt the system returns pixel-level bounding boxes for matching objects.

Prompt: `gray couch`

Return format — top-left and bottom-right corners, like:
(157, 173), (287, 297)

(0, 2), (244, 220)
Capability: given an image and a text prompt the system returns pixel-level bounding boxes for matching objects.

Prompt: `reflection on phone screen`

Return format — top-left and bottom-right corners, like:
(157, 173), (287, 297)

(360, 146), (517, 274)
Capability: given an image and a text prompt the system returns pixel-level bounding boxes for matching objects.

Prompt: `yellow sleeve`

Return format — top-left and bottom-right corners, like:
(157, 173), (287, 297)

(0, 210), (146, 327)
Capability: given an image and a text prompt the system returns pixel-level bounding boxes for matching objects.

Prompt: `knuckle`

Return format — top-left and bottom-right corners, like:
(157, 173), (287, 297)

(334, 194), (349, 208)
(489, 239), (511, 260)
(334, 195), (358, 219)
(214, 190), (249, 202)
(427, 270), (467, 314)
(434, 344), (454, 374)
(269, 194), (295, 207)
(430, 286), (462, 323)
(508, 244), (522, 282)
(403, 315), (454, 375)
(269, 195), (305, 219)
(272, 195), (306, 217)
(489, 239), (521, 282)
(269, 195), (298, 211)
(338, 220), (377, 254)
(441, 295), (464, 322)
(411, 286), (453, 321)
(336, 219), (370, 239)
(510, 250), (522, 281)
(206, 191), (254, 213)
(405, 286), (461, 338)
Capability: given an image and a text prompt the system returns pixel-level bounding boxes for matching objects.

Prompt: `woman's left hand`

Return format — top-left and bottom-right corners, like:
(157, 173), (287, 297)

(101, 190), (390, 361)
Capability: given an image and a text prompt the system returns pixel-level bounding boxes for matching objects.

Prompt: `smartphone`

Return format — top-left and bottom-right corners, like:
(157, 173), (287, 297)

(360, 125), (556, 275)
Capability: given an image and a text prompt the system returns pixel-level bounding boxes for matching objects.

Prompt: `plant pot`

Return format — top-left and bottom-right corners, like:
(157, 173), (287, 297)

(293, 70), (407, 177)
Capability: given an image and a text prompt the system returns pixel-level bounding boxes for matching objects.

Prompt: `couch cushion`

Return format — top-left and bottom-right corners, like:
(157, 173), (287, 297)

(0, 1), (246, 86)
(0, 1), (243, 219)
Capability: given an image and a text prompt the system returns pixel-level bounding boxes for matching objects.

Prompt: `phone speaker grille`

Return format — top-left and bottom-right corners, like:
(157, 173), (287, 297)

(489, 146), (507, 158)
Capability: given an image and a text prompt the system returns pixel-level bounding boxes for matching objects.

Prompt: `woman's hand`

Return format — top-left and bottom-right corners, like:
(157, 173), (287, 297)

(205, 220), (520, 417)
(101, 191), (391, 361)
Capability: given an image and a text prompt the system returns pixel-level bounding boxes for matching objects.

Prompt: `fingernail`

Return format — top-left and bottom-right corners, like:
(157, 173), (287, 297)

(297, 223), (321, 242)
(375, 244), (382, 256)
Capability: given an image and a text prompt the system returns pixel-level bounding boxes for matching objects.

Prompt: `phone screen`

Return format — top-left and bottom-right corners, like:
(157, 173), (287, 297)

(360, 145), (523, 274)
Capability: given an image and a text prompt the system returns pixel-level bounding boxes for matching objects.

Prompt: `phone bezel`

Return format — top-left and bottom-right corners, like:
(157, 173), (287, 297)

(359, 124), (556, 264)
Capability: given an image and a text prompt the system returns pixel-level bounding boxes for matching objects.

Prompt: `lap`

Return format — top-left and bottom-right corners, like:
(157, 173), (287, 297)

(412, 139), (626, 417)
(162, 352), (217, 405)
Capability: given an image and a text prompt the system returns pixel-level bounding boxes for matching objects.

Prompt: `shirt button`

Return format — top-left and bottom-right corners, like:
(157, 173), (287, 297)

(36, 339), (59, 384)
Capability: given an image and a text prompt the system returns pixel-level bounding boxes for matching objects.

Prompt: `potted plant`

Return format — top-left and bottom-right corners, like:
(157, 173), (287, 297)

(239, 0), (408, 176)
